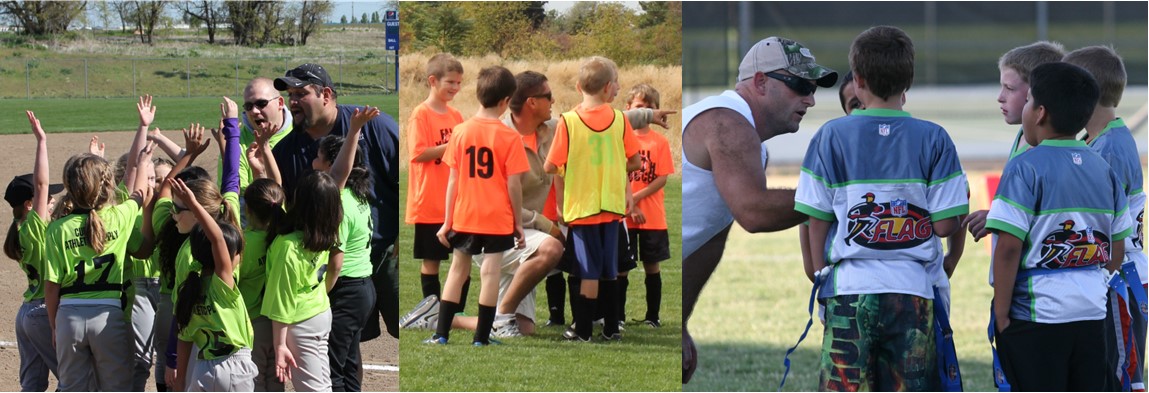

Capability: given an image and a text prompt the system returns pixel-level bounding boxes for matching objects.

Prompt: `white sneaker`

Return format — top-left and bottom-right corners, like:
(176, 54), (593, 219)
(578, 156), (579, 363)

(400, 295), (439, 329)
(492, 316), (523, 338)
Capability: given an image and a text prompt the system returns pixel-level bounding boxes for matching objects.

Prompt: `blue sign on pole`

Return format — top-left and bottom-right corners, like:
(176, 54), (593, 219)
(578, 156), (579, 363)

(385, 11), (398, 51)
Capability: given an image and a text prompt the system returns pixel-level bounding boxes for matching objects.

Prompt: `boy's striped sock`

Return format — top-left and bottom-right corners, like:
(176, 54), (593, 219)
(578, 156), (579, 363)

(545, 273), (566, 324)
(645, 272), (662, 322)
(421, 273), (440, 298)
(474, 304), (496, 345)
(436, 300), (462, 340)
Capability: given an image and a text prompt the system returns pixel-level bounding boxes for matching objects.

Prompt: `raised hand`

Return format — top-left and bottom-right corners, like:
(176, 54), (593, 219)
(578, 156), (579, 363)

(247, 142), (266, 176)
(88, 136), (105, 157)
(167, 178), (195, 209)
(137, 95), (156, 127)
(349, 106), (381, 134)
(183, 123), (211, 157)
(26, 110), (45, 142)
(221, 96), (239, 120)
(253, 118), (276, 146)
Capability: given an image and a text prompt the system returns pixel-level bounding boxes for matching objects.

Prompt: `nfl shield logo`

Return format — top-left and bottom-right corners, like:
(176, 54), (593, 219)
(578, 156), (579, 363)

(1072, 153), (1082, 165)
(891, 198), (908, 217)
(878, 124), (891, 136)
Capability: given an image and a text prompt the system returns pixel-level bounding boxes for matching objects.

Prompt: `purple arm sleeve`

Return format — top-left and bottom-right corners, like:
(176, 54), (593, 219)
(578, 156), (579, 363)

(221, 117), (241, 195)
(165, 316), (178, 369)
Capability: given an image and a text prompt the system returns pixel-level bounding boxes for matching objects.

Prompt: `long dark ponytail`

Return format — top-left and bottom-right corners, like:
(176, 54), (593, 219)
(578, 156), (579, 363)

(175, 221), (242, 329)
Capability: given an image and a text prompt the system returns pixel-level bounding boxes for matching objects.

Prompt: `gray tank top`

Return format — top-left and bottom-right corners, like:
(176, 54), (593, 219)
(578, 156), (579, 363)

(681, 90), (768, 258)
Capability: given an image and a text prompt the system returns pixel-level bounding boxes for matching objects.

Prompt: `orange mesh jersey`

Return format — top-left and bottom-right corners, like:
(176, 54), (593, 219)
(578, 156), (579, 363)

(443, 117), (530, 235)
(626, 130), (675, 230)
(406, 102), (464, 224)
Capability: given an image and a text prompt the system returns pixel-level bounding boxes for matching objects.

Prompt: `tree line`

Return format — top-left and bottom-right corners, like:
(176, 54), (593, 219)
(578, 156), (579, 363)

(0, 0), (338, 47)
(400, 1), (682, 67)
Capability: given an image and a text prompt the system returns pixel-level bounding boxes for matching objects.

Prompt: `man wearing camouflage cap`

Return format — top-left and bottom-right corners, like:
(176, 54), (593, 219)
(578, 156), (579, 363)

(680, 37), (836, 383)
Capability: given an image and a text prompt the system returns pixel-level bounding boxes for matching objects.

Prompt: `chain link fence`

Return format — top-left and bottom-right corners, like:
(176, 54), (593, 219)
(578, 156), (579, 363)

(0, 53), (399, 99)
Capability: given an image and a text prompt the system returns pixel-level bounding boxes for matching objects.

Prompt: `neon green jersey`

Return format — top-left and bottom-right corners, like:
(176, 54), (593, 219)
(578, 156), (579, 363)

(18, 211), (48, 302)
(152, 198), (177, 295)
(127, 213), (160, 280)
(238, 229), (269, 318)
(261, 231), (330, 324)
(337, 188), (373, 278)
(45, 200), (140, 300)
(177, 273), (253, 360)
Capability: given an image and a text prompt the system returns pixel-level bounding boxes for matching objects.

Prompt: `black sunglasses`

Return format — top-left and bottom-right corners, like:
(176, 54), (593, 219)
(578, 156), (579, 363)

(532, 91), (552, 101)
(243, 98), (277, 112)
(765, 72), (817, 96)
(171, 204), (188, 214)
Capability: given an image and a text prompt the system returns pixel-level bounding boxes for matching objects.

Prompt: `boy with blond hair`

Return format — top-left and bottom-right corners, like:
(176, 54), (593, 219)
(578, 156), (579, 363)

(405, 53), (473, 310)
(987, 61), (1131, 391)
(427, 65), (528, 346)
(621, 83), (673, 327)
(545, 56), (641, 342)
(1064, 45), (1146, 392)
(795, 26), (968, 391)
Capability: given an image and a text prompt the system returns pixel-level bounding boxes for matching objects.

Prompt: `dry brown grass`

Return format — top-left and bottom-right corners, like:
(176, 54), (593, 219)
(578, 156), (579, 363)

(399, 52), (682, 171)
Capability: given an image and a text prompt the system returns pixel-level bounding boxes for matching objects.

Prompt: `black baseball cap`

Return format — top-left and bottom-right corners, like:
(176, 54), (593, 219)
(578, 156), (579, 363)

(275, 63), (335, 92)
(5, 174), (64, 208)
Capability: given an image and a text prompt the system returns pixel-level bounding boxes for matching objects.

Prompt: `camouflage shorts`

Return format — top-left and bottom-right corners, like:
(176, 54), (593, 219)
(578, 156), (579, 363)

(820, 293), (936, 392)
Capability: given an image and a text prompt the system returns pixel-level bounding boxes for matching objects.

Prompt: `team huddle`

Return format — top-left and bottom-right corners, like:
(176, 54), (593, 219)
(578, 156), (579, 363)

(4, 63), (401, 392)
(399, 53), (676, 345)
(683, 26), (1146, 392)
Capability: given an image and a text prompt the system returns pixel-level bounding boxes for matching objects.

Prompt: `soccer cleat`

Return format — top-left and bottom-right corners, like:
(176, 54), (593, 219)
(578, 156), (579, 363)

(473, 338), (503, 347)
(491, 318), (523, 338)
(562, 324), (579, 341)
(422, 335), (448, 345)
(599, 332), (622, 342)
(400, 295), (439, 329)
(593, 318), (625, 331)
(633, 318), (662, 328)
(544, 319), (566, 328)
(563, 331), (591, 343)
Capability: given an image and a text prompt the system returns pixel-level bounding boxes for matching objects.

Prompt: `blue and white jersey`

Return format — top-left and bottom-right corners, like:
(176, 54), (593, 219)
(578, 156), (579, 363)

(1087, 118), (1147, 283)
(986, 139), (1134, 323)
(796, 108), (969, 299)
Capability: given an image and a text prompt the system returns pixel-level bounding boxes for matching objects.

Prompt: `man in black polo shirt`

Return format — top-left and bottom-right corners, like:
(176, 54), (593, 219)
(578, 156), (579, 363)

(272, 63), (400, 390)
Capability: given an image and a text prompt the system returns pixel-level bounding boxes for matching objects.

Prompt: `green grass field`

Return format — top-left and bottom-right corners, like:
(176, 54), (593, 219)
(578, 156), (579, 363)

(398, 172), (683, 392)
(685, 175), (1003, 392)
(0, 94), (397, 134)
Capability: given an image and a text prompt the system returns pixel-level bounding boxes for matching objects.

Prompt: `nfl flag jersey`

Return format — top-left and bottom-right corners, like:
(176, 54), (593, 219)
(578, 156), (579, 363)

(796, 108), (969, 299)
(1087, 118), (1146, 283)
(986, 139), (1133, 323)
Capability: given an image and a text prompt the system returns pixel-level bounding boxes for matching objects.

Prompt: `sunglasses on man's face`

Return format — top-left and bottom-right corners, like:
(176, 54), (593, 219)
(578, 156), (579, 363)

(532, 91), (553, 101)
(243, 98), (277, 112)
(765, 72), (817, 96)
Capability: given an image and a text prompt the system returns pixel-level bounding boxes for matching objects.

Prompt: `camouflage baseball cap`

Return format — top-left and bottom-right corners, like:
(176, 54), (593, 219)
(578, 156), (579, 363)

(738, 37), (838, 88)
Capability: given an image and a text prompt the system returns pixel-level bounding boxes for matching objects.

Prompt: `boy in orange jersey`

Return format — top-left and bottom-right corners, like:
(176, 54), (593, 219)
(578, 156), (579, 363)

(405, 53), (473, 309)
(427, 65), (529, 346)
(545, 56), (641, 342)
(620, 83), (674, 328)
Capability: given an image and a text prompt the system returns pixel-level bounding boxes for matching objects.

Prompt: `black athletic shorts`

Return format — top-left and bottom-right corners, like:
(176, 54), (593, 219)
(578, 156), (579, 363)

(627, 228), (671, 263)
(412, 223), (451, 261)
(448, 231), (514, 255)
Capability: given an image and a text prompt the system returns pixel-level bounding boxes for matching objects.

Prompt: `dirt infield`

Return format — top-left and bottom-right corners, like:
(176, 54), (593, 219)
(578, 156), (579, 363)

(0, 130), (397, 391)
